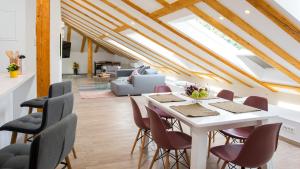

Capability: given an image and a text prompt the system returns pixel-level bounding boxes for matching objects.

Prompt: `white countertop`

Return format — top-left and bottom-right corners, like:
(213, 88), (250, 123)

(0, 72), (35, 97)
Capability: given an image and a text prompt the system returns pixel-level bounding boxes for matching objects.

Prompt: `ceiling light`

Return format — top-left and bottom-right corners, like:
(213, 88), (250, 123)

(219, 16), (224, 20)
(244, 10), (250, 14)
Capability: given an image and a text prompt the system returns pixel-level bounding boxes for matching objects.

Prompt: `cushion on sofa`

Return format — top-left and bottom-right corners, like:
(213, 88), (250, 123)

(145, 68), (157, 75)
(127, 69), (140, 83)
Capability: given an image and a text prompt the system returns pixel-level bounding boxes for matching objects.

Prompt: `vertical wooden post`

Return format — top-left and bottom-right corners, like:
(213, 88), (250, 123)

(87, 39), (93, 77)
(36, 0), (50, 97)
(67, 26), (72, 42)
(80, 36), (86, 53)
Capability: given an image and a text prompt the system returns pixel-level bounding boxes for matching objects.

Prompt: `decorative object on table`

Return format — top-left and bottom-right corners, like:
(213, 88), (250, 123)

(18, 55), (26, 75)
(185, 85), (209, 100)
(73, 62), (79, 75)
(7, 63), (20, 78)
(5, 50), (20, 65)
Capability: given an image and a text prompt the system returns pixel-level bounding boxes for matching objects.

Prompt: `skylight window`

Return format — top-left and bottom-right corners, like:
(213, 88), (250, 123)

(123, 31), (195, 71)
(105, 39), (152, 63)
(169, 15), (258, 77)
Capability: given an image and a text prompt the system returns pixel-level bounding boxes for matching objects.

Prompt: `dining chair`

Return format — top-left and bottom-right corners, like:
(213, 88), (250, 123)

(146, 106), (191, 169)
(129, 96), (171, 169)
(217, 89), (234, 101)
(208, 89), (235, 157)
(149, 85), (183, 132)
(211, 123), (282, 169)
(220, 96), (268, 144)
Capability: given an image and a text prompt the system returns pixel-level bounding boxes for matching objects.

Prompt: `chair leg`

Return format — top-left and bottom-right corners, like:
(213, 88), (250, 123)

(149, 148), (159, 169)
(24, 134), (28, 143)
(208, 131), (212, 158)
(131, 129), (141, 154)
(178, 121), (183, 132)
(175, 150), (179, 169)
(72, 147), (77, 159)
(138, 130), (147, 169)
(184, 149), (190, 166)
(241, 167), (245, 169)
(217, 158), (222, 164)
(221, 161), (228, 169)
(28, 107), (33, 114)
(65, 155), (72, 169)
(225, 136), (230, 144)
(10, 132), (17, 144)
(165, 150), (170, 169)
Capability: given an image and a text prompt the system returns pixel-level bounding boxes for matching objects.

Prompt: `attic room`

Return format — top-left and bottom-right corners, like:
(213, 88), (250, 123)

(0, 0), (299, 169)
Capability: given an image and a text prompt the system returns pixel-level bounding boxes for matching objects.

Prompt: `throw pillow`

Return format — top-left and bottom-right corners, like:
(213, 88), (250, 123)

(139, 66), (150, 75)
(128, 69), (140, 83)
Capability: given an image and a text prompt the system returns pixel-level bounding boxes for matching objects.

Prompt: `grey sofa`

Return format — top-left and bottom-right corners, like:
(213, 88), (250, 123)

(111, 69), (165, 96)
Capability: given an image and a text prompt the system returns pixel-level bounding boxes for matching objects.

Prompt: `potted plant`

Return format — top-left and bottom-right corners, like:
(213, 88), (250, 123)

(7, 63), (20, 78)
(73, 62), (79, 75)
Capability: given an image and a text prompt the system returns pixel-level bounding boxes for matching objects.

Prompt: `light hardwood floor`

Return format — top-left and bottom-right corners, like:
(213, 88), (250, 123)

(68, 77), (299, 169)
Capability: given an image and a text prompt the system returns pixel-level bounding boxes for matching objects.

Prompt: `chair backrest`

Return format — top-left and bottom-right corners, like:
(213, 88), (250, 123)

(146, 106), (171, 149)
(244, 96), (268, 111)
(48, 81), (72, 98)
(154, 85), (172, 93)
(129, 97), (147, 129)
(29, 114), (77, 169)
(217, 89), (234, 101)
(41, 93), (74, 131)
(233, 123), (282, 168)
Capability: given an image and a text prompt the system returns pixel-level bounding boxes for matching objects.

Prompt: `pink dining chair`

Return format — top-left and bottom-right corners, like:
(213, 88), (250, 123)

(129, 97), (171, 169)
(220, 96), (269, 144)
(149, 85), (184, 131)
(146, 106), (191, 169)
(211, 123), (282, 169)
(217, 89), (234, 101)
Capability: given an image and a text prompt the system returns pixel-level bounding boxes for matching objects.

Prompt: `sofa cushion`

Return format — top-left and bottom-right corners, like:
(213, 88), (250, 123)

(138, 66), (150, 74)
(145, 68), (158, 75)
(0, 144), (30, 169)
(127, 69), (139, 83)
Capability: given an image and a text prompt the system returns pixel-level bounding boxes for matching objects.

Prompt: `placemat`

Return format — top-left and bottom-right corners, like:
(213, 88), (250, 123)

(149, 94), (185, 103)
(209, 101), (260, 114)
(181, 93), (218, 100)
(170, 104), (219, 117)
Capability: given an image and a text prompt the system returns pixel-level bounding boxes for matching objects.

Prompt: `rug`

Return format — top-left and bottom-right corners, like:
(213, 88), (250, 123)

(79, 90), (116, 99)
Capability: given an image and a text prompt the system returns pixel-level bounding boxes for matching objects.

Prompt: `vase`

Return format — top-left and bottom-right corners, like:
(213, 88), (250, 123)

(10, 71), (18, 78)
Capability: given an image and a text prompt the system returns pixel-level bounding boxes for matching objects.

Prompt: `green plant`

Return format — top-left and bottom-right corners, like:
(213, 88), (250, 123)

(7, 63), (19, 72)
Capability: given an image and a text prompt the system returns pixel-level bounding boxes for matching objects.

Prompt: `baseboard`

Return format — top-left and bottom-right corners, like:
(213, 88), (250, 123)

(279, 136), (300, 147)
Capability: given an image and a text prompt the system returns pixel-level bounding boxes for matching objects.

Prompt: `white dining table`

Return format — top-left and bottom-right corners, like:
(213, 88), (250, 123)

(143, 92), (277, 169)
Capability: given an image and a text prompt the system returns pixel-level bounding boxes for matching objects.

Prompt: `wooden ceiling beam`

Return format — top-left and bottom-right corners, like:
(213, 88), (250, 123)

(62, 16), (184, 75)
(61, 8), (193, 77)
(156, 0), (170, 7)
(247, 0), (300, 44)
(149, 0), (201, 18)
(203, 0), (300, 72)
(101, 0), (237, 85)
(66, 26), (72, 41)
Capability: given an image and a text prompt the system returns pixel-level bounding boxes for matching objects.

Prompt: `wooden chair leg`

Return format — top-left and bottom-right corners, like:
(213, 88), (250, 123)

(175, 150), (179, 169)
(131, 129), (141, 154)
(184, 149), (190, 166)
(138, 130), (147, 169)
(72, 147), (77, 159)
(65, 155), (72, 169)
(208, 131), (212, 158)
(10, 132), (17, 144)
(178, 121), (183, 132)
(217, 158), (221, 164)
(225, 136), (230, 144)
(24, 134), (28, 143)
(28, 107), (33, 114)
(221, 161), (228, 169)
(149, 148), (159, 169)
(165, 150), (170, 169)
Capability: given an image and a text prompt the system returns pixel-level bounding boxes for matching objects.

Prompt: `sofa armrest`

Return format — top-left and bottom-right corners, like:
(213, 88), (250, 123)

(116, 69), (134, 77)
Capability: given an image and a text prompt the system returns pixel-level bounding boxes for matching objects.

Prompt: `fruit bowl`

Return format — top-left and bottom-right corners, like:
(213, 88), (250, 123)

(185, 85), (209, 100)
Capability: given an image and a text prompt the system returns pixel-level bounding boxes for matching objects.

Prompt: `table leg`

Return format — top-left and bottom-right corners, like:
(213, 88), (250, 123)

(190, 128), (208, 169)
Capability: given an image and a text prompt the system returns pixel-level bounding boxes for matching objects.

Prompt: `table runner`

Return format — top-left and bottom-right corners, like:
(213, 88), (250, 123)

(209, 101), (260, 114)
(170, 103), (219, 117)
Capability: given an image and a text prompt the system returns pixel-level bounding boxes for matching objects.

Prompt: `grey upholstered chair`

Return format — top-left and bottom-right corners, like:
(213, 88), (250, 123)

(0, 113), (78, 169)
(0, 93), (74, 144)
(21, 81), (72, 114)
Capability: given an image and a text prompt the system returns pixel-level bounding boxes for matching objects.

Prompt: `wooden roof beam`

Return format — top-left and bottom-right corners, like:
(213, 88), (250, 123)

(149, 0), (201, 18)
(203, 0), (300, 72)
(247, 0), (300, 44)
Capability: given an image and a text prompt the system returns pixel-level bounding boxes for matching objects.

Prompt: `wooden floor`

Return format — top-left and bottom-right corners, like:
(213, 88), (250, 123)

(67, 77), (300, 169)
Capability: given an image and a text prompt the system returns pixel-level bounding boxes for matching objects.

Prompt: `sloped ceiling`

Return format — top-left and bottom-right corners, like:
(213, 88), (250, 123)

(61, 0), (300, 93)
